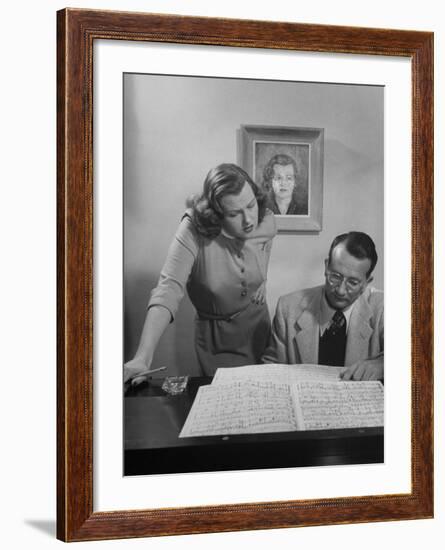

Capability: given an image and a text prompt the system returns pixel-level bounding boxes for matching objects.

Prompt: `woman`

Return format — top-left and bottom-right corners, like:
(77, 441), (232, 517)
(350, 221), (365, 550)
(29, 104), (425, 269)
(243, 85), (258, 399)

(124, 163), (277, 383)
(263, 153), (308, 215)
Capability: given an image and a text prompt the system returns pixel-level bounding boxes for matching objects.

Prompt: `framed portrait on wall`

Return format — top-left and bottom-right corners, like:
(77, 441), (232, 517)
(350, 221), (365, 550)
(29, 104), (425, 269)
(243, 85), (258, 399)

(238, 124), (324, 231)
(57, 8), (433, 543)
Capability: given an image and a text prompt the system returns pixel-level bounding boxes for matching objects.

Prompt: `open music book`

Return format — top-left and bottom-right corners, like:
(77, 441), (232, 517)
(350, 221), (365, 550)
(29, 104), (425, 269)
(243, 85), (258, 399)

(179, 364), (383, 438)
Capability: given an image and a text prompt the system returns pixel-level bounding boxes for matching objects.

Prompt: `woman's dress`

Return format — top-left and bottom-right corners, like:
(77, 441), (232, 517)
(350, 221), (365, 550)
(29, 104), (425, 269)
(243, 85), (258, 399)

(148, 214), (272, 375)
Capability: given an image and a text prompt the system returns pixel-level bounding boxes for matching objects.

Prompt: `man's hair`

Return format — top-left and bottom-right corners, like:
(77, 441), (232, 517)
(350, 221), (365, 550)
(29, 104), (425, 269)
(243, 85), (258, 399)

(328, 232), (378, 277)
(188, 163), (267, 238)
(262, 154), (298, 191)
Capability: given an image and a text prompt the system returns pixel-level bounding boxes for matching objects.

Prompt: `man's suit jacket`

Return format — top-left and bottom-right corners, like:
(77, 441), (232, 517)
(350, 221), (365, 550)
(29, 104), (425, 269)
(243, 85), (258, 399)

(263, 285), (384, 366)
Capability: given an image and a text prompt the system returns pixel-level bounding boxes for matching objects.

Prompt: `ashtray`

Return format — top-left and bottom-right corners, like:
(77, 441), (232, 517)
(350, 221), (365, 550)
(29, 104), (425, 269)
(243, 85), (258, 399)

(161, 376), (189, 395)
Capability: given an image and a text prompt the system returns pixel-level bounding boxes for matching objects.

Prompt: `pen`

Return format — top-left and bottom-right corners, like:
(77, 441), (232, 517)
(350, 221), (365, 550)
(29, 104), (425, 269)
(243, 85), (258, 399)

(130, 365), (167, 381)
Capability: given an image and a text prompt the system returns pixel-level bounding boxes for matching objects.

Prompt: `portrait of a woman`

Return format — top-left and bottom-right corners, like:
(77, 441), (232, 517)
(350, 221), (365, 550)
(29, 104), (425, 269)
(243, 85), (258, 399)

(262, 153), (309, 215)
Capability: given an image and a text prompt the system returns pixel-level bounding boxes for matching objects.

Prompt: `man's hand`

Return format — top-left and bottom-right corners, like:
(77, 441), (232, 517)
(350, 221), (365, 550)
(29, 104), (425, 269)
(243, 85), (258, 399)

(340, 356), (383, 381)
(252, 282), (266, 305)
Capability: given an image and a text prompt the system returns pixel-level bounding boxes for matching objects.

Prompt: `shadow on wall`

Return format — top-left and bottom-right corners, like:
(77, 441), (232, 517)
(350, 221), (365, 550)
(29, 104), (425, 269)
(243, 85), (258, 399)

(325, 138), (379, 178)
(124, 273), (200, 376)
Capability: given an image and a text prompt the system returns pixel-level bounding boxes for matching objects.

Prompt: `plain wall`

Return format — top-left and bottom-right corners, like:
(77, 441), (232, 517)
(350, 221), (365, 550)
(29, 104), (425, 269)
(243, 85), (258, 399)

(124, 74), (384, 374)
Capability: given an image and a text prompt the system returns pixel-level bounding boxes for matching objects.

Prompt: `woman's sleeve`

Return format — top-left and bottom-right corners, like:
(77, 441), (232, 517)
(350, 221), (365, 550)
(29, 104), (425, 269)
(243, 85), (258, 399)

(248, 208), (277, 243)
(262, 209), (278, 240)
(263, 238), (273, 273)
(147, 216), (199, 321)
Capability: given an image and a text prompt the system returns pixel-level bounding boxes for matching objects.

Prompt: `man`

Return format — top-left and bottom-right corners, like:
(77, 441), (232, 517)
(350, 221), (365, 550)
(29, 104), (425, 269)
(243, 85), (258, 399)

(263, 232), (383, 381)
(262, 153), (308, 215)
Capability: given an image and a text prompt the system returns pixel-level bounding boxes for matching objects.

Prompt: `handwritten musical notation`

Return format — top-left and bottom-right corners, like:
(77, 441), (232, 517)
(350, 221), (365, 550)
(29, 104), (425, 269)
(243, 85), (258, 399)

(294, 381), (384, 430)
(179, 381), (298, 437)
(179, 365), (383, 437)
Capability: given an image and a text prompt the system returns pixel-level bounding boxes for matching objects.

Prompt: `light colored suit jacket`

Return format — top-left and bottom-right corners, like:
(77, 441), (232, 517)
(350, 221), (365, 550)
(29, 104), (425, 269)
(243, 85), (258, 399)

(263, 285), (384, 366)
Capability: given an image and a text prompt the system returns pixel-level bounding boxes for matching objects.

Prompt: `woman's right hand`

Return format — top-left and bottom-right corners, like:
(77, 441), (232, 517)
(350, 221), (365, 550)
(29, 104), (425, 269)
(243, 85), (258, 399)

(124, 356), (152, 386)
(123, 306), (171, 387)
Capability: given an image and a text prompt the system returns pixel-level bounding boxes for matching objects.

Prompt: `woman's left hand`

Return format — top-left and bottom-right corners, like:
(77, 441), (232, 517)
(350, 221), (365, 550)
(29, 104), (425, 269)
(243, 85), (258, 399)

(252, 282), (266, 305)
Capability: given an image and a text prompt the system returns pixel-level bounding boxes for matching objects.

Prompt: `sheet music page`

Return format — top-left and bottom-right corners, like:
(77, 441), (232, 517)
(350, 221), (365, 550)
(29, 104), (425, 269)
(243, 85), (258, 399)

(293, 381), (384, 430)
(212, 363), (344, 386)
(287, 364), (345, 382)
(212, 364), (292, 385)
(179, 380), (299, 437)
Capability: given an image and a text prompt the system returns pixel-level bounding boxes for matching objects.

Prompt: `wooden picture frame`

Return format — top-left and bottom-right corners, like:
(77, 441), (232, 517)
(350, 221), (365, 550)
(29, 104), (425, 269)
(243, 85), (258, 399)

(57, 8), (433, 542)
(238, 125), (324, 231)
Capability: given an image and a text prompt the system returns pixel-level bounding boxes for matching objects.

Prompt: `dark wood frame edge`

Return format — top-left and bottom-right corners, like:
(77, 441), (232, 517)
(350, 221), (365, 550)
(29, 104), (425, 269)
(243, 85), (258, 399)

(57, 8), (434, 542)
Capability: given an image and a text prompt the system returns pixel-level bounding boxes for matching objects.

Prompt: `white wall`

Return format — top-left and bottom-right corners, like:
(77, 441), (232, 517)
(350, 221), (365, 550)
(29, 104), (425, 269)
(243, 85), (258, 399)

(2, 1), (443, 550)
(124, 75), (383, 373)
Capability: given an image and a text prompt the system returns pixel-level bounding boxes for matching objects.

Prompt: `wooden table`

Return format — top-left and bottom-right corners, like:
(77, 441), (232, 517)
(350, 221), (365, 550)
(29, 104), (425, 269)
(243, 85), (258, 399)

(124, 377), (383, 476)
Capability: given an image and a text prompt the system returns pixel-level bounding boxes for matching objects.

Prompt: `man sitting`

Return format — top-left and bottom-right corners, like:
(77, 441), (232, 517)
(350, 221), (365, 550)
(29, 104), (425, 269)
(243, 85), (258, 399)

(263, 232), (383, 381)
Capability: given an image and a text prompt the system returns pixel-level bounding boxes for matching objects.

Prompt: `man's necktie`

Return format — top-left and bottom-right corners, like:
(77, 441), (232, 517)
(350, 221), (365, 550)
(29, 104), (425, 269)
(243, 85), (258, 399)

(318, 310), (347, 366)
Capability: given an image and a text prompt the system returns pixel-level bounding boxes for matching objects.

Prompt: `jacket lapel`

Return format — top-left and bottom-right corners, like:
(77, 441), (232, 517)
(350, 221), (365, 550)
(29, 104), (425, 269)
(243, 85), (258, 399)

(294, 290), (322, 364)
(344, 290), (373, 366)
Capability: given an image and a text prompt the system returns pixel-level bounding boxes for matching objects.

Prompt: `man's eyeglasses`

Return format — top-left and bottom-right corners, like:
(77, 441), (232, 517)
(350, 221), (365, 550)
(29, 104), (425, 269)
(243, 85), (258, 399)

(326, 269), (364, 292)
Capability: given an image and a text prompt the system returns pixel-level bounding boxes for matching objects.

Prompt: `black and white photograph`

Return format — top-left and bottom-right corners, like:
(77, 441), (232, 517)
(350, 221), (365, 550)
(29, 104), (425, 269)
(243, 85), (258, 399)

(123, 73), (384, 476)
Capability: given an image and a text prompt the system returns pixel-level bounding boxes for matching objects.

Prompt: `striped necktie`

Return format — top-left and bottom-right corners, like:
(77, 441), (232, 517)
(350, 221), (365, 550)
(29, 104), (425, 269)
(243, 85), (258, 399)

(318, 310), (347, 366)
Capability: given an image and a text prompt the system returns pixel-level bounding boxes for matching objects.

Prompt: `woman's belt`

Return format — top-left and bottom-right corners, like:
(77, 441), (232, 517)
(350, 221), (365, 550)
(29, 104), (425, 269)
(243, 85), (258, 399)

(197, 301), (253, 322)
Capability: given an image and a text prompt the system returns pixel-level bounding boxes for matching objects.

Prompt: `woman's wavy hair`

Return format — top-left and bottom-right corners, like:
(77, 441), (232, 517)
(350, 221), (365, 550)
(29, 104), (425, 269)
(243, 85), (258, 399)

(188, 164), (267, 238)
